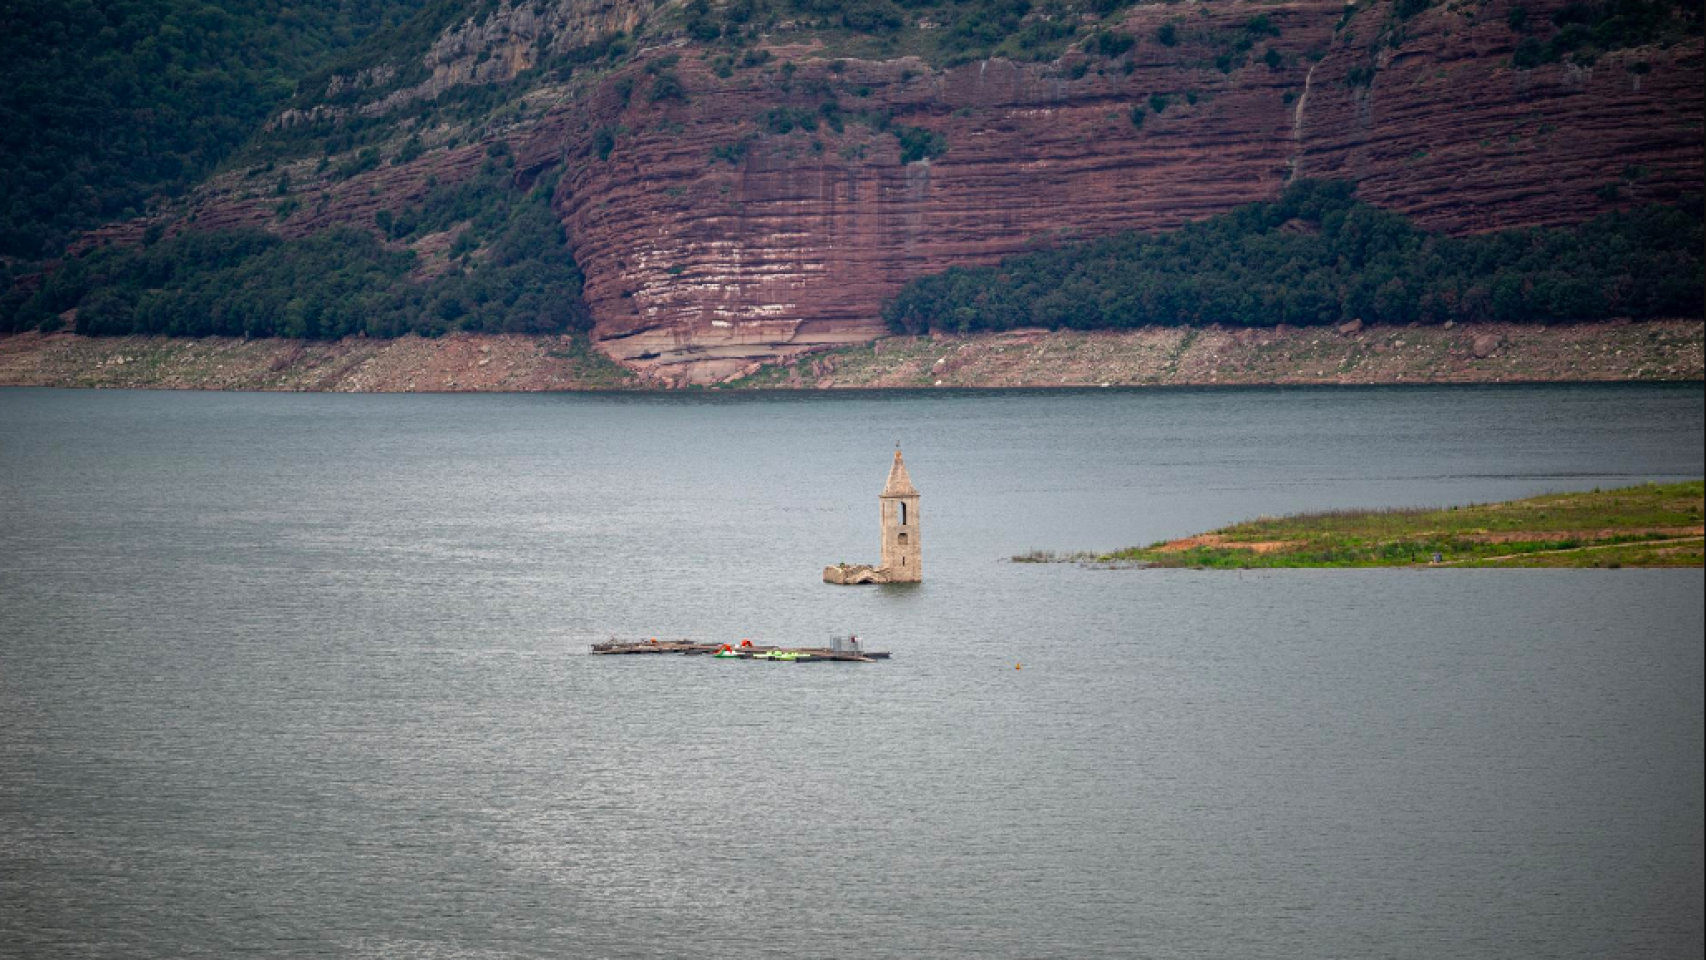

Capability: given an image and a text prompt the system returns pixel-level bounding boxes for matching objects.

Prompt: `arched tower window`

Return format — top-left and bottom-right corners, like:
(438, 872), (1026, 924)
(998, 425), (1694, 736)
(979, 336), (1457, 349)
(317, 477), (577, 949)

(900, 502), (907, 525)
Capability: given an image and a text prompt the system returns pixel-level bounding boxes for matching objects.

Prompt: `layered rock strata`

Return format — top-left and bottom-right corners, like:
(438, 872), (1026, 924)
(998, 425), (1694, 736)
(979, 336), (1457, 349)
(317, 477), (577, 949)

(532, 0), (1702, 381)
(71, 0), (1705, 383)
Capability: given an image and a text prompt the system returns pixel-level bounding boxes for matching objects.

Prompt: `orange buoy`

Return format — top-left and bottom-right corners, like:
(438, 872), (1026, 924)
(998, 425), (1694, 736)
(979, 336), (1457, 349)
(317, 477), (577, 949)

(1015, 663), (1022, 670)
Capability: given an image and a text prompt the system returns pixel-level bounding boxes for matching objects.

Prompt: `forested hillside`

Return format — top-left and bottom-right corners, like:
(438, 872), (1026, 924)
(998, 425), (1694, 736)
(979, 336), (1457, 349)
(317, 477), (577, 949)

(2, 161), (587, 338)
(1, 0), (1701, 383)
(0, 0), (430, 259)
(884, 181), (1705, 333)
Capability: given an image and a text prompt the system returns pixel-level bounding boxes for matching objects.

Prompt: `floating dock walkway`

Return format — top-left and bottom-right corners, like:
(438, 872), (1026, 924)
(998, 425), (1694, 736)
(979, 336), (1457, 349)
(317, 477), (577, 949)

(591, 639), (890, 663)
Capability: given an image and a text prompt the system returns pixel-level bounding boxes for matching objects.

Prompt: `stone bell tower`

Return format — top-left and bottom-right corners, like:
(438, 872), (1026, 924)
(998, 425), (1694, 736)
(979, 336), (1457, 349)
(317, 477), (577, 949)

(879, 448), (921, 582)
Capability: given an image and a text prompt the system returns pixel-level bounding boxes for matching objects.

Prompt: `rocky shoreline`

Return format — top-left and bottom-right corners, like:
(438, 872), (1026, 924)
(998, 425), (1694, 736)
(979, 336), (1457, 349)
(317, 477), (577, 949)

(0, 319), (1699, 393)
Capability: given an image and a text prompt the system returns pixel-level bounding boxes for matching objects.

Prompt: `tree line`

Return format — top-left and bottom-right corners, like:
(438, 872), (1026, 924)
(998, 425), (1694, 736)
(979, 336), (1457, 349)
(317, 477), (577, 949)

(1, 166), (590, 340)
(0, 0), (432, 260)
(882, 181), (1704, 334)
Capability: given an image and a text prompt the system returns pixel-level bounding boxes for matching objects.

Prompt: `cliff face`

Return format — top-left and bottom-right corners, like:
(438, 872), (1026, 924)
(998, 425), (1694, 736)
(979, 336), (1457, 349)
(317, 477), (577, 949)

(78, 0), (1705, 383)
(539, 0), (1702, 382)
(268, 0), (667, 129)
(538, 1), (1334, 381)
(1296, 0), (1704, 232)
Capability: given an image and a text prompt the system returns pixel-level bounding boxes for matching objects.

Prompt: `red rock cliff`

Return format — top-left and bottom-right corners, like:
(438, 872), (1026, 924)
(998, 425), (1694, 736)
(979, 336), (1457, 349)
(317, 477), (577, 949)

(79, 0), (1706, 383)
(511, 0), (1701, 381)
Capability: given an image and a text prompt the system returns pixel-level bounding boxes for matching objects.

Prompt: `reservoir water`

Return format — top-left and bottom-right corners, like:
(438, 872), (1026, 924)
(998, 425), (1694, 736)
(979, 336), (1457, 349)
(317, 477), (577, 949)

(1, 383), (1702, 958)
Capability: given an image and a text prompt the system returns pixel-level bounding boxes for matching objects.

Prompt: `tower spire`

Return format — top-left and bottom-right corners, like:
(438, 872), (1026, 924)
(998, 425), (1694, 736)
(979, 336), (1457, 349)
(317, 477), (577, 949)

(822, 448), (922, 584)
(882, 447), (918, 498)
(878, 447), (921, 582)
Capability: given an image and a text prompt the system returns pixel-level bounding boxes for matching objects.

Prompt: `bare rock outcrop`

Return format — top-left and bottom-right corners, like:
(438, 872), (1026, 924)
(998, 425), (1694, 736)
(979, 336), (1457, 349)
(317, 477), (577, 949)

(334, 0), (665, 119)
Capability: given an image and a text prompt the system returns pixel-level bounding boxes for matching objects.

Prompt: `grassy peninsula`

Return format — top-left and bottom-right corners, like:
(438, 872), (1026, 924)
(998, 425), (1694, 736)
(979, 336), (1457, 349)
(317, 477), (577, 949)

(1019, 482), (1705, 569)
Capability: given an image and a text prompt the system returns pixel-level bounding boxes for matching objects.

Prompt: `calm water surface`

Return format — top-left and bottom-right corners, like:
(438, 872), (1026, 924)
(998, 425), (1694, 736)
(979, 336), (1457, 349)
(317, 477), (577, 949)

(1, 384), (1702, 958)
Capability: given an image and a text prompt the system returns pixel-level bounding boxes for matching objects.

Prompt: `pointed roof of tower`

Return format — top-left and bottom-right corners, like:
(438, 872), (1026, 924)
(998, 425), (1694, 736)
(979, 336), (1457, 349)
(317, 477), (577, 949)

(881, 448), (919, 498)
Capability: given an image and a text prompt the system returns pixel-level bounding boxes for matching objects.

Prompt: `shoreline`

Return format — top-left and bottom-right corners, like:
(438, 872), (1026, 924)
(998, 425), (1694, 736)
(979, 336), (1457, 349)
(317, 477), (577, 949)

(1, 319), (1700, 392)
(1013, 482), (1706, 569)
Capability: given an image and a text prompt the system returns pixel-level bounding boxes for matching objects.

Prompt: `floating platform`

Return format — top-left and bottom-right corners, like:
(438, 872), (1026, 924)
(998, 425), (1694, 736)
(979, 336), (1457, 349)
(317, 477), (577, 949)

(590, 639), (890, 663)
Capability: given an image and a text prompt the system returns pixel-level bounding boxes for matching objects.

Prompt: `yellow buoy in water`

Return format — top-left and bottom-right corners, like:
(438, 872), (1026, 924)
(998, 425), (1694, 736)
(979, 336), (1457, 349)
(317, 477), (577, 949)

(1015, 663), (1022, 671)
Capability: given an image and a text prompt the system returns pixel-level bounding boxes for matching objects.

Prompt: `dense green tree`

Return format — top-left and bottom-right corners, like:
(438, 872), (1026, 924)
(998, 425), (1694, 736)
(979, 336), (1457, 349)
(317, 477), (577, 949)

(0, 0), (433, 259)
(1, 166), (591, 339)
(1511, 0), (1701, 68)
(883, 181), (1704, 333)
